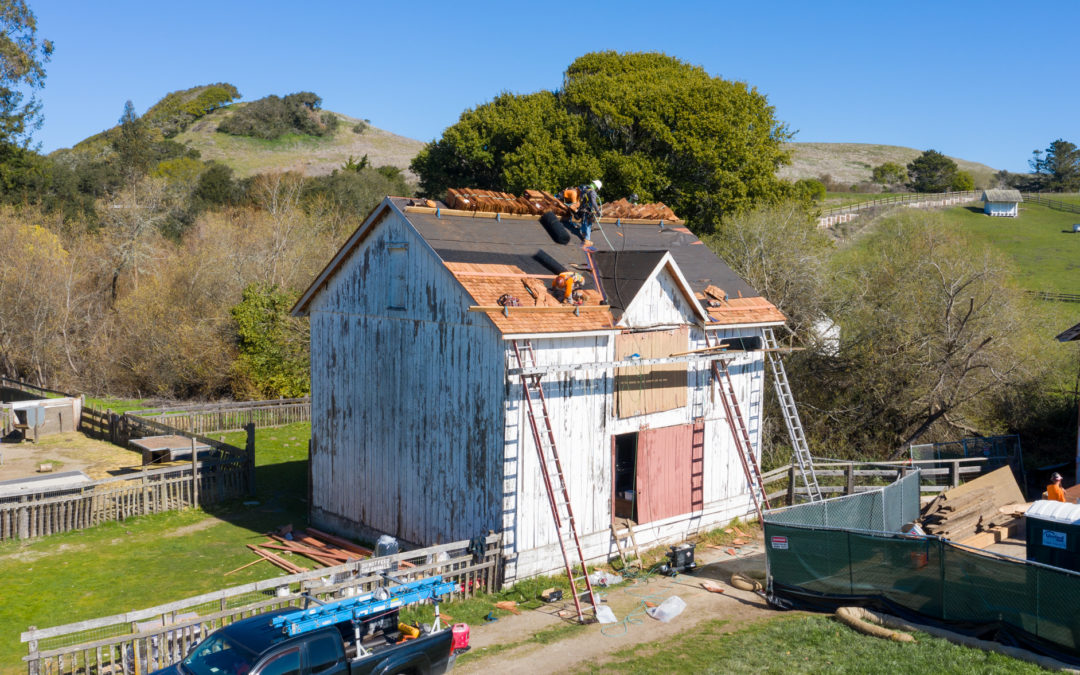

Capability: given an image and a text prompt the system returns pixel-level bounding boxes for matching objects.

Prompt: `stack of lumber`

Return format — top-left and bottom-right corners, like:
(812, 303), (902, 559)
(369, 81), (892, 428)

(919, 466), (1026, 542)
(241, 525), (374, 574)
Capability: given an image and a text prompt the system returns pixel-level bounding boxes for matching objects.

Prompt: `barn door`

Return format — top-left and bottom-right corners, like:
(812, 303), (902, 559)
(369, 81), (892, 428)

(635, 423), (695, 524)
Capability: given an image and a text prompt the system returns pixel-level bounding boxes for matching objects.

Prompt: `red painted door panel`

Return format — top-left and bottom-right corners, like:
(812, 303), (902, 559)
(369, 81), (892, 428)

(636, 423), (694, 523)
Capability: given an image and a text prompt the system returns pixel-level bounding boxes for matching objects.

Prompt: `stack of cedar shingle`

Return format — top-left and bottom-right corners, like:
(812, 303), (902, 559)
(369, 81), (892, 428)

(602, 198), (680, 222)
(442, 188), (680, 222)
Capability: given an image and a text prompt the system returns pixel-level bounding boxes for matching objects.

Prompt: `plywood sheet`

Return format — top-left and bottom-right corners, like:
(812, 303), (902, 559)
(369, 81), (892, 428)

(614, 327), (688, 418)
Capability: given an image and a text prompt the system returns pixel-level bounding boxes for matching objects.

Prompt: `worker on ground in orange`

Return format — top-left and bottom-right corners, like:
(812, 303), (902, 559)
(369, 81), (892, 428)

(1047, 472), (1066, 502)
(551, 272), (585, 304)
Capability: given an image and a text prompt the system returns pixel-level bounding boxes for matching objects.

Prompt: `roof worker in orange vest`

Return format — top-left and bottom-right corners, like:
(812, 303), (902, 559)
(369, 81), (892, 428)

(1047, 472), (1067, 502)
(551, 271), (585, 304)
(560, 180), (603, 247)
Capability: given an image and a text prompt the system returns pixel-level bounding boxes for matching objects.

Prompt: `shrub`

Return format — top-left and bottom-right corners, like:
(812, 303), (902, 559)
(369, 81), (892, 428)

(794, 178), (826, 201)
(217, 91), (338, 140)
(950, 170), (975, 191)
(352, 121), (367, 134)
(194, 162), (237, 206)
(144, 83), (241, 137)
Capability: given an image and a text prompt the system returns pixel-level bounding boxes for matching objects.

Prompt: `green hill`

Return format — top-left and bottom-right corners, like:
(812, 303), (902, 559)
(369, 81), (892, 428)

(173, 105), (424, 179)
(56, 84), (426, 181)
(779, 142), (998, 187)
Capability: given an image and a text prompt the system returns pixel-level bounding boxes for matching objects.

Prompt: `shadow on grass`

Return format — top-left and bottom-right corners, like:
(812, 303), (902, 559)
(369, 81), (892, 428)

(197, 458), (310, 538)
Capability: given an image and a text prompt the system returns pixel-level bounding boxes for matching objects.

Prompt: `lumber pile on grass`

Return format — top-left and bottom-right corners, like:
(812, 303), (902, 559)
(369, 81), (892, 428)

(919, 466), (1026, 544)
(233, 525), (375, 575)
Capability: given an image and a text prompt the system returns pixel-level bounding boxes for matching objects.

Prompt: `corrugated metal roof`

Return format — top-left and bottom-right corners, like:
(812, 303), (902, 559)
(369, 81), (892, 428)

(981, 189), (1023, 203)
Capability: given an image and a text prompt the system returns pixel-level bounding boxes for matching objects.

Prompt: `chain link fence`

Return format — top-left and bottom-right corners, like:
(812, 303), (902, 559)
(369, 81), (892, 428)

(764, 470), (1080, 664)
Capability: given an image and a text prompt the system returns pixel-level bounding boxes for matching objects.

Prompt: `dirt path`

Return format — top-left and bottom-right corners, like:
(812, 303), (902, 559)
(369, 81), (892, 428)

(458, 535), (778, 674)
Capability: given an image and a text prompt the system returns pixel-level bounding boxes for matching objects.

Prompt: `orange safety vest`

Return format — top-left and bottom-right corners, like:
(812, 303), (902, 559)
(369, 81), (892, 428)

(1048, 483), (1067, 502)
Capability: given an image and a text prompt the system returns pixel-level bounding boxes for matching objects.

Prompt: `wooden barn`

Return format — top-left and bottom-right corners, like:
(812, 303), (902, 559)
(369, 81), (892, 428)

(292, 193), (786, 580)
(982, 189), (1022, 217)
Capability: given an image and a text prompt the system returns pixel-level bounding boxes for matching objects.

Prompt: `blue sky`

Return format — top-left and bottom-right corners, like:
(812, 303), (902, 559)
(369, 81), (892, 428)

(32, 1), (1080, 172)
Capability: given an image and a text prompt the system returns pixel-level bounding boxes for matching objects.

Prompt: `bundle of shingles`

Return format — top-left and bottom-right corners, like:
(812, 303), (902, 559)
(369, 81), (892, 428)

(919, 466), (1026, 545)
(242, 525), (375, 574)
(441, 188), (683, 223)
(601, 198), (680, 222)
(443, 188), (570, 217)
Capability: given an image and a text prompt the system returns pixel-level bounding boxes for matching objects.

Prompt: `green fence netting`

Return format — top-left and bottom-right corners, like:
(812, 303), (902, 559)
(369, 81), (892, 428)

(763, 470), (1080, 662)
(764, 469), (921, 531)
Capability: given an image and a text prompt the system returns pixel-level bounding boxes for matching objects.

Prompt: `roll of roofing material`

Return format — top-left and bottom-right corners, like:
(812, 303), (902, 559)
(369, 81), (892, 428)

(540, 210), (571, 245)
(533, 250), (567, 274)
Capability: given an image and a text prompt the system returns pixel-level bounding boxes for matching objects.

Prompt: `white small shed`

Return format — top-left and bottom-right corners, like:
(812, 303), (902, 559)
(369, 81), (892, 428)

(981, 189), (1022, 217)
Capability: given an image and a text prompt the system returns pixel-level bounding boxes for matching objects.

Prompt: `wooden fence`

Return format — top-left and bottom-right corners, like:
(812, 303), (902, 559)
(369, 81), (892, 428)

(0, 376), (74, 400)
(1026, 290), (1080, 304)
(22, 533), (503, 675)
(0, 460), (246, 540)
(0, 406), (254, 542)
(1021, 192), (1080, 214)
(127, 397), (311, 435)
(819, 190), (982, 218)
(761, 457), (988, 505)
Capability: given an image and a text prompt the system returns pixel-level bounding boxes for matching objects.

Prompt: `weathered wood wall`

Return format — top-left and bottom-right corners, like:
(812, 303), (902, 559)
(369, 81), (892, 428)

(308, 209), (504, 546)
(502, 322), (768, 580)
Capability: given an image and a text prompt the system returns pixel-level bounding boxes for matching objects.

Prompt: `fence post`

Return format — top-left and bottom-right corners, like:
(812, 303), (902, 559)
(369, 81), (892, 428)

(191, 438), (199, 508)
(950, 460), (960, 488)
(846, 463), (855, 495)
(27, 626), (38, 675)
(245, 422), (256, 497)
(787, 465), (795, 505)
(18, 495), (28, 539)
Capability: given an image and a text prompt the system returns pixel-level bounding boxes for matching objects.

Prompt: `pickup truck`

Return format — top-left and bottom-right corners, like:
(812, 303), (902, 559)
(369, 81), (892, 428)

(151, 605), (468, 675)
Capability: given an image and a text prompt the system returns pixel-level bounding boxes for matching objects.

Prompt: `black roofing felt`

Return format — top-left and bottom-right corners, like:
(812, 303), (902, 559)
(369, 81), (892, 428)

(591, 250), (667, 318)
(398, 203), (760, 308)
(1057, 322), (1080, 342)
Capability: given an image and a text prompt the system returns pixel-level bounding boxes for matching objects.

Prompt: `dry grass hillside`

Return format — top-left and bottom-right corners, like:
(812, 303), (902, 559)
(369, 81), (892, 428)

(173, 104), (425, 179)
(778, 142), (998, 187)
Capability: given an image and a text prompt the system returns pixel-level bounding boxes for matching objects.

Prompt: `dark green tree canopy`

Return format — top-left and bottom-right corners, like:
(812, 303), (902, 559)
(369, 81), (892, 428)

(0, 0), (52, 147)
(906, 149), (958, 193)
(1030, 139), (1080, 192)
(871, 161), (907, 186)
(411, 51), (792, 232)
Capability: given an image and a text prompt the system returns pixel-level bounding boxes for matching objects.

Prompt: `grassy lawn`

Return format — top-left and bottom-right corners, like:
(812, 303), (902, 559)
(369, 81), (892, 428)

(0, 422), (312, 673)
(943, 203), (1080, 294)
(573, 614), (1044, 674)
(83, 396), (153, 413)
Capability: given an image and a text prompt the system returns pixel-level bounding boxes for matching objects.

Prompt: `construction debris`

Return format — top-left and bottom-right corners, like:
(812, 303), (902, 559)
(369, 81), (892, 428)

(919, 466), (1026, 541)
(243, 525), (380, 571)
(437, 187), (683, 223)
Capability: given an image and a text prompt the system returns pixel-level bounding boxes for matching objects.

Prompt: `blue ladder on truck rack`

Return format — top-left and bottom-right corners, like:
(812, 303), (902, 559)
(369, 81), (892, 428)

(271, 577), (456, 636)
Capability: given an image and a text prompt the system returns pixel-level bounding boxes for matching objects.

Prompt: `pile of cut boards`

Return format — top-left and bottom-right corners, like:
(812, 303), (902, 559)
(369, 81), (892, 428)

(240, 525), (375, 574)
(919, 466), (1028, 546)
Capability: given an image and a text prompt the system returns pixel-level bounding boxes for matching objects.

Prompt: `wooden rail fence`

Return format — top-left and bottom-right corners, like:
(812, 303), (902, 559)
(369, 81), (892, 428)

(22, 533), (503, 675)
(819, 190), (982, 219)
(1026, 290), (1080, 304)
(127, 397), (311, 435)
(761, 457), (988, 505)
(0, 460), (245, 540)
(1021, 192), (1080, 214)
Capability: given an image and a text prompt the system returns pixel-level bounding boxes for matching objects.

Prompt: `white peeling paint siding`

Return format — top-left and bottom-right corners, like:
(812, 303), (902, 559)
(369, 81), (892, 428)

(307, 210), (505, 545)
(619, 265), (700, 329)
(501, 317), (767, 581)
(984, 201), (1018, 217)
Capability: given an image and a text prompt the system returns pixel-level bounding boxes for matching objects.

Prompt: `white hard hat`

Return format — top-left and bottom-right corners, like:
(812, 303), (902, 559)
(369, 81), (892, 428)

(592, 179), (602, 190)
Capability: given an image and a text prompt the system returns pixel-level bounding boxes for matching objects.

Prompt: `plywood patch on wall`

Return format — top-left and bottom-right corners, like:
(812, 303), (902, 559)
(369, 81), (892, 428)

(614, 327), (688, 418)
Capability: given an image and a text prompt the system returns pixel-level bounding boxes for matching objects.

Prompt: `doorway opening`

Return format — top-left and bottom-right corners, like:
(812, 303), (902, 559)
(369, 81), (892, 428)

(613, 432), (638, 522)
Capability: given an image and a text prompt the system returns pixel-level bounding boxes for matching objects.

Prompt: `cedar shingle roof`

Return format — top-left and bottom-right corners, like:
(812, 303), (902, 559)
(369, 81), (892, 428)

(981, 189), (1023, 203)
